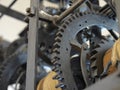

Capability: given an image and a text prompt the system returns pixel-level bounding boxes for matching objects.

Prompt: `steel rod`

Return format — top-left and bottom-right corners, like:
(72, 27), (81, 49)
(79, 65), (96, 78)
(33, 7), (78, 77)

(25, 0), (39, 90)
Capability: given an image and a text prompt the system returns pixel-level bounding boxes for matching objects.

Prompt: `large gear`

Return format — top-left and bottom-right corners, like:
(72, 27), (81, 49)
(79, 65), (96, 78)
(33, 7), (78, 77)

(52, 12), (118, 90)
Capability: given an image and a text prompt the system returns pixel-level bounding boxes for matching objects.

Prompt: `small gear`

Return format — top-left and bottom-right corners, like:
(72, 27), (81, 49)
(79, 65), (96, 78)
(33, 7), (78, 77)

(90, 39), (114, 81)
(52, 11), (118, 90)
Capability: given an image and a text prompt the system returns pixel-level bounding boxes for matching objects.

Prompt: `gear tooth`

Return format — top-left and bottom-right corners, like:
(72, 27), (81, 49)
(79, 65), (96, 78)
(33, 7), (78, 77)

(53, 74), (60, 79)
(90, 50), (97, 56)
(53, 48), (60, 54)
(51, 57), (60, 63)
(58, 77), (64, 82)
(53, 74), (64, 81)
(56, 83), (66, 89)
(79, 12), (83, 16)
(55, 37), (61, 42)
(90, 56), (96, 61)
(52, 67), (59, 72)
(54, 62), (61, 67)
(65, 21), (69, 25)
(90, 60), (97, 68)
(75, 12), (79, 17)
(56, 31), (63, 37)
(53, 56), (60, 60)
(68, 18), (72, 22)
(60, 28), (65, 32)
(62, 24), (67, 29)
(95, 44), (100, 48)
(52, 53), (59, 59)
(93, 69), (98, 77)
(53, 42), (60, 48)
(51, 59), (57, 63)
(71, 15), (76, 20)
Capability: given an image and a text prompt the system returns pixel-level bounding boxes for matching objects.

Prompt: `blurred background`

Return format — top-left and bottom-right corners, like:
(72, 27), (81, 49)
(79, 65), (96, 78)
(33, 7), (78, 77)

(0, 0), (30, 42)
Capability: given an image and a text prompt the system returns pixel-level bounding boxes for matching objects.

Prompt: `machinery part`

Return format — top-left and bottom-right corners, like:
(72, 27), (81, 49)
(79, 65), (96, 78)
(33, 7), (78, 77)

(39, 0), (85, 24)
(98, 3), (116, 19)
(103, 48), (117, 75)
(111, 38), (120, 66)
(37, 71), (61, 90)
(52, 12), (118, 90)
(85, 69), (120, 90)
(0, 38), (9, 64)
(90, 39), (114, 81)
(80, 44), (92, 86)
(0, 44), (27, 90)
(70, 53), (86, 89)
(0, 44), (51, 90)
(4, 37), (26, 58)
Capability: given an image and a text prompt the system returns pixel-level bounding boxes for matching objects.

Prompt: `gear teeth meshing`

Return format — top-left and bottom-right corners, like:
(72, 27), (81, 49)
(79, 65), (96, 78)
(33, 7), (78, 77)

(53, 74), (64, 81)
(52, 65), (60, 70)
(55, 83), (66, 89)
(52, 11), (117, 90)
(90, 39), (114, 81)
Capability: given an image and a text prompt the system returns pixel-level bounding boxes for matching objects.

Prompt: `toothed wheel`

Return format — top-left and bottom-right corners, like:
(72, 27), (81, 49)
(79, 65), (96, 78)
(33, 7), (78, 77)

(0, 46), (27, 90)
(52, 12), (118, 90)
(90, 39), (114, 81)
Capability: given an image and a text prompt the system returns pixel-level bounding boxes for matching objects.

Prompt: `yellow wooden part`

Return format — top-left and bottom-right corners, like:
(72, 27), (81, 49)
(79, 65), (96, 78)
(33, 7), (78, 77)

(103, 48), (117, 74)
(37, 71), (61, 90)
(111, 38), (120, 66)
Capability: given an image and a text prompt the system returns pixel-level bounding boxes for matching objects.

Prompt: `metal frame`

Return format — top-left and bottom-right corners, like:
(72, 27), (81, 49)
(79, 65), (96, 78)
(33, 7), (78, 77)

(0, 0), (25, 21)
(25, 0), (40, 90)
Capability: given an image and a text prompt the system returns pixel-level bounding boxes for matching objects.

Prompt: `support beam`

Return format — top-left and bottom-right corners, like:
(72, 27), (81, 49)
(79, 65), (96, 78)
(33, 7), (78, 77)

(0, 5), (25, 21)
(25, 0), (39, 90)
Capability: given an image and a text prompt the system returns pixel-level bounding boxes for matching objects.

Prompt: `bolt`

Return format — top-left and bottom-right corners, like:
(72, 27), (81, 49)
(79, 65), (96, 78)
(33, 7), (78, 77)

(26, 7), (36, 17)
(24, 16), (29, 23)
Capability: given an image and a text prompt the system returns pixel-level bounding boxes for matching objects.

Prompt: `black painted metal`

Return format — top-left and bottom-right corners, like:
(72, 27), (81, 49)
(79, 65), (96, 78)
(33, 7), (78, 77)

(0, 5), (25, 21)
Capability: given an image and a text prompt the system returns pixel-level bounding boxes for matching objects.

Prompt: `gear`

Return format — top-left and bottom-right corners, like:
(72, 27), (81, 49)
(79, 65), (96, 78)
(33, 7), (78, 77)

(89, 39), (114, 81)
(0, 44), (27, 90)
(52, 12), (118, 90)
